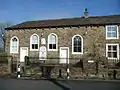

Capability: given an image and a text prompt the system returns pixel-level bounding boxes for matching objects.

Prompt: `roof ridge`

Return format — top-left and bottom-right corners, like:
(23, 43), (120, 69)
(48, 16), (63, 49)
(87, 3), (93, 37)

(5, 14), (120, 30)
(20, 14), (120, 23)
(29, 14), (120, 21)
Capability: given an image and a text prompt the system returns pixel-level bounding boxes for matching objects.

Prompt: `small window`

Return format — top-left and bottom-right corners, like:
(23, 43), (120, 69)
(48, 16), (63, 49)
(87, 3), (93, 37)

(48, 33), (58, 51)
(106, 44), (119, 59)
(72, 35), (83, 54)
(106, 25), (119, 39)
(30, 34), (39, 51)
(10, 36), (19, 53)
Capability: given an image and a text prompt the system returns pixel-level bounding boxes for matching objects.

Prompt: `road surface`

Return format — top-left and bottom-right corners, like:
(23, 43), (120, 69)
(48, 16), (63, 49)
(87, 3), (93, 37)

(0, 78), (62, 90)
(0, 78), (120, 90)
(60, 80), (120, 90)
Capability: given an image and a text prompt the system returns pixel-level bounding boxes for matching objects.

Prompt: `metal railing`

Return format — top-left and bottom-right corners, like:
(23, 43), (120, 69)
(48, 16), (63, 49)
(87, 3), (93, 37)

(25, 57), (82, 65)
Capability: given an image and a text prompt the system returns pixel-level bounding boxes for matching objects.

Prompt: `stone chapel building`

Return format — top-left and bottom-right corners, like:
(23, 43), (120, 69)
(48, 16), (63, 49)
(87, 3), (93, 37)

(5, 10), (120, 74)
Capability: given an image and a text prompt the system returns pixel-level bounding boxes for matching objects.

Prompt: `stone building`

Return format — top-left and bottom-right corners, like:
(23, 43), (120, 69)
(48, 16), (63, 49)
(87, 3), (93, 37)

(5, 11), (120, 77)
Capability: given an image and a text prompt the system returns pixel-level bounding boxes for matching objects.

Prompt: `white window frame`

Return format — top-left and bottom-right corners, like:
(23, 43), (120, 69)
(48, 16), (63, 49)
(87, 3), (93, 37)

(10, 36), (19, 53)
(30, 34), (39, 51)
(106, 25), (119, 39)
(48, 33), (58, 51)
(72, 34), (83, 54)
(106, 44), (119, 59)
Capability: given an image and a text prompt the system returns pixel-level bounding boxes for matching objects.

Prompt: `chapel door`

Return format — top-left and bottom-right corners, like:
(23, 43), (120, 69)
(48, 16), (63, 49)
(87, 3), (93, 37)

(60, 47), (69, 64)
(20, 47), (28, 62)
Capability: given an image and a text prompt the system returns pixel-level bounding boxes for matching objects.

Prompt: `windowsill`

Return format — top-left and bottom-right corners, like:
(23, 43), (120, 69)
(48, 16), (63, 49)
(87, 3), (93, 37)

(10, 51), (19, 54)
(30, 49), (39, 51)
(107, 57), (119, 60)
(72, 52), (83, 54)
(106, 37), (119, 40)
(48, 49), (57, 51)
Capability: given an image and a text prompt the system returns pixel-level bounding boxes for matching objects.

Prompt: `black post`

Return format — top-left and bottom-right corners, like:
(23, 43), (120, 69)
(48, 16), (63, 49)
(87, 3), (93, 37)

(95, 61), (98, 74)
(113, 69), (117, 79)
(80, 60), (84, 73)
(41, 66), (44, 77)
(58, 69), (62, 78)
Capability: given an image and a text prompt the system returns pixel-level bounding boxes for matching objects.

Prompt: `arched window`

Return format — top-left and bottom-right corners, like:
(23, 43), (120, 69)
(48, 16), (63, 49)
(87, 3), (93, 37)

(10, 36), (19, 53)
(30, 34), (39, 51)
(72, 35), (83, 54)
(48, 33), (58, 51)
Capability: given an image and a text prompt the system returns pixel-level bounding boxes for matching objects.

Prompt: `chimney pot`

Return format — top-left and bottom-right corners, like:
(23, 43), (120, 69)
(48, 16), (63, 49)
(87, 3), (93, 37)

(84, 8), (89, 18)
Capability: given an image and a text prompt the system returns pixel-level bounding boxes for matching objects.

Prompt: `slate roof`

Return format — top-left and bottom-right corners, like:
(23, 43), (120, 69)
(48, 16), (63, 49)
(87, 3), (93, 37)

(5, 14), (120, 30)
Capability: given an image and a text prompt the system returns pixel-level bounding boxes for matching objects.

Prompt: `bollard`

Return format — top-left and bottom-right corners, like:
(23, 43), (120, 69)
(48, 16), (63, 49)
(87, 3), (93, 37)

(17, 64), (21, 78)
(67, 68), (70, 79)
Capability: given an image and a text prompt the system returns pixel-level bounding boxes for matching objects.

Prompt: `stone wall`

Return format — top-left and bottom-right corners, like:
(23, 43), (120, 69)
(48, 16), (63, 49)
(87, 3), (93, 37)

(5, 25), (120, 66)
(0, 63), (10, 76)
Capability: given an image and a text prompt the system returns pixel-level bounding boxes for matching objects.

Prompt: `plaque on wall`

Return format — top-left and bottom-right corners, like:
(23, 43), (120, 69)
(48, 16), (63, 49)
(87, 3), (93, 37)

(39, 46), (46, 60)
(41, 38), (46, 45)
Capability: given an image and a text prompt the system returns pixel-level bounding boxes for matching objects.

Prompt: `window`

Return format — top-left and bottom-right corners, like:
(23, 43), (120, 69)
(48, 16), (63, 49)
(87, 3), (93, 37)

(72, 35), (83, 54)
(30, 34), (39, 51)
(48, 33), (58, 51)
(106, 44), (119, 59)
(10, 36), (19, 53)
(106, 25), (119, 39)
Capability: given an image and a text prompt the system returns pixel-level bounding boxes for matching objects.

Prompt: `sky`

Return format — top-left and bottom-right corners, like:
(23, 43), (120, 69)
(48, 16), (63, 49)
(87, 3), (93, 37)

(0, 0), (119, 48)
(0, 0), (120, 24)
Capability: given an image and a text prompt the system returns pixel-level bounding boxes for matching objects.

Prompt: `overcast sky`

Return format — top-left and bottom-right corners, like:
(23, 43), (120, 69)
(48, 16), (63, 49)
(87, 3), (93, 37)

(0, 0), (120, 24)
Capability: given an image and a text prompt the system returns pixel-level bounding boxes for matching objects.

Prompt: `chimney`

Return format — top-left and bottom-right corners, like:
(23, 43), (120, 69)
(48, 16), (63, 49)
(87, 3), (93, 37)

(84, 8), (89, 18)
